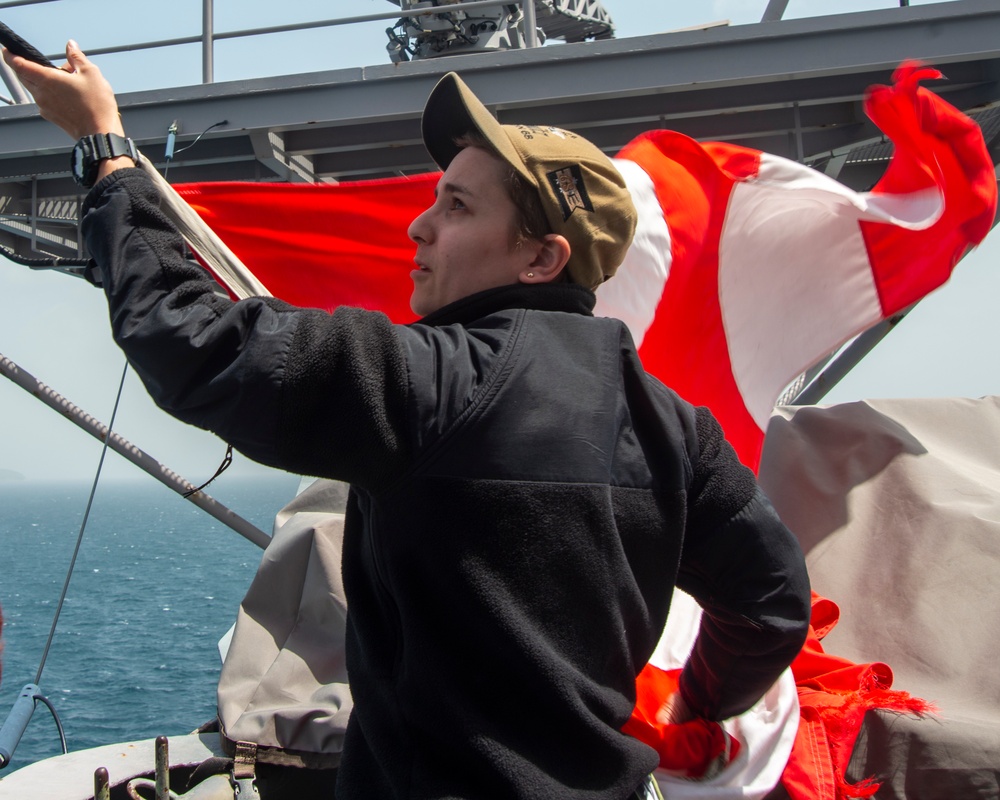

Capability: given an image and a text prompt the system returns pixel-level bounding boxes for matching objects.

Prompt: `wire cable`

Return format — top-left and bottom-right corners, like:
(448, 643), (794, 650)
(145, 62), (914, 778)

(34, 360), (128, 685)
(171, 120), (227, 157)
(182, 443), (233, 497)
(163, 120), (227, 181)
(0, 361), (126, 768)
(32, 694), (67, 755)
(0, 241), (89, 271)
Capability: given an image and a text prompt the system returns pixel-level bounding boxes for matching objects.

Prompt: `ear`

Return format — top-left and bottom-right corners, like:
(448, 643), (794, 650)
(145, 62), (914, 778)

(519, 234), (571, 284)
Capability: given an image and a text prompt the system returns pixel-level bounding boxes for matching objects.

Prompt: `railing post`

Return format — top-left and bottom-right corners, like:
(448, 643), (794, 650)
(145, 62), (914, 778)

(0, 55), (32, 104)
(522, 0), (539, 48)
(202, 0), (214, 84)
(761, 0), (789, 22)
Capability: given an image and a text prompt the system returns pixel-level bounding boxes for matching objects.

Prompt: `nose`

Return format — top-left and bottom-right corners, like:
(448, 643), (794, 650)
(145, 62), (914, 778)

(408, 205), (434, 244)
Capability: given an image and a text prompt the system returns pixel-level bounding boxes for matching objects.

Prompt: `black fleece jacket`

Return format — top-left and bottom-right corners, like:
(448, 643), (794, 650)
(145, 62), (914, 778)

(82, 168), (810, 800)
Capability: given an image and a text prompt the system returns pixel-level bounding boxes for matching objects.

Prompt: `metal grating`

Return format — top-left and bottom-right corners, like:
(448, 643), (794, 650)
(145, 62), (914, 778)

(536, 0), (614, 42)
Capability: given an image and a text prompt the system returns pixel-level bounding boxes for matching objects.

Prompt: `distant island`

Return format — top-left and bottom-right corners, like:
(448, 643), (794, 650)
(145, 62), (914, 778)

(0, 468), (26, 481)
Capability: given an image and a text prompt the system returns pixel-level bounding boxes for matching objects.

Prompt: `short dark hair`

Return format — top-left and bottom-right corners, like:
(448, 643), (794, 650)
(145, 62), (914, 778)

(454, 131), (552, 249)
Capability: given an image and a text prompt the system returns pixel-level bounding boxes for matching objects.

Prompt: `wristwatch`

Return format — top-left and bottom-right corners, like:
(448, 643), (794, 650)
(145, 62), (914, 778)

(71, 132), (138, 188)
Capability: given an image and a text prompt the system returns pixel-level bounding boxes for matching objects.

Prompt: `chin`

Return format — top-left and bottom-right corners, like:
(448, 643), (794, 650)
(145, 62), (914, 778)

(410, 293), (432, 317)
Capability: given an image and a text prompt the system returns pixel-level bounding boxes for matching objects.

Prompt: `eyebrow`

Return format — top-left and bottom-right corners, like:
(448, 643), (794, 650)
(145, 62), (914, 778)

(436, 180), (476, 198)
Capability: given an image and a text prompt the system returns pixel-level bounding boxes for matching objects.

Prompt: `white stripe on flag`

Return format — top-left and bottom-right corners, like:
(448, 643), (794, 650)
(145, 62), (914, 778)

(720, 153), (945, 430)
(594, 158), (672, 346)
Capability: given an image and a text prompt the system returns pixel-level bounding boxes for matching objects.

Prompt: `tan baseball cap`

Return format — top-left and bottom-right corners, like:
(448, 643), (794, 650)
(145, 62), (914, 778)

(421, 72), (637, 290)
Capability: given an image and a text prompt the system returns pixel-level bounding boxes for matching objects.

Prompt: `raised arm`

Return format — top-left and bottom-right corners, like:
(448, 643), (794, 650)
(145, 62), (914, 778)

(5, 40), (413, 488)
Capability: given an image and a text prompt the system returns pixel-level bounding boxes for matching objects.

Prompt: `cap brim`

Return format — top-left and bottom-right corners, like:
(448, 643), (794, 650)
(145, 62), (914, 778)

(422, 73), (534, 186)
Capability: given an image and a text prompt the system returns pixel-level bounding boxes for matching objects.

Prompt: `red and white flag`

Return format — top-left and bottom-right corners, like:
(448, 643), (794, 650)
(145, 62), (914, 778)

(606, 62), (996, 468)
(177, 63), (996, 471)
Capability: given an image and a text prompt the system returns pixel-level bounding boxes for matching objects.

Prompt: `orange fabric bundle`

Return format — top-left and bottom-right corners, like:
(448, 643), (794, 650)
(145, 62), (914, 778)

(624, 593), (933, 796)
(781, 593), (935, 800)
(624, 663), (741, 779)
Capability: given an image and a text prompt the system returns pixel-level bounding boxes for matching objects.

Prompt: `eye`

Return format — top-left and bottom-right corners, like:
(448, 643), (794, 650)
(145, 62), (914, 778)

(448, 197), (467, 211)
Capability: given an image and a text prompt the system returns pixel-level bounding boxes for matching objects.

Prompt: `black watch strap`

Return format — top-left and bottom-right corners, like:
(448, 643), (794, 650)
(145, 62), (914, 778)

(72, 132), (138, 188)
(91, 132), (136, 162)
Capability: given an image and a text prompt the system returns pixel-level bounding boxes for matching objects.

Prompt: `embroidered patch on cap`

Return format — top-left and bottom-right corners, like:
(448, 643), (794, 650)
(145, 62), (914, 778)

(546, 165), (594, 221)
(515, 125), (579, 142)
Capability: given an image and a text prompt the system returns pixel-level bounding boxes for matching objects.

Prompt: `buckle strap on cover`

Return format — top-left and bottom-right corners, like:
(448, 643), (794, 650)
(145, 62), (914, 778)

(229, 741), (261, 799)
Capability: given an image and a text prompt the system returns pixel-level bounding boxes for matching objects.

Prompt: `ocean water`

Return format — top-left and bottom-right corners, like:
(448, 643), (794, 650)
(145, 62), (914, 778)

(0, 474), (300, 773)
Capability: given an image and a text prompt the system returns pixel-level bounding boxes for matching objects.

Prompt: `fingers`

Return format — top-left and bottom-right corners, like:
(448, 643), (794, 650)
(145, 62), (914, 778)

(4, 40), (123, 141)
(3, 43), (60, 88)
(2, 46), (40, 81)
(5, 39), (86, 81)
(656, 691), (695, 726)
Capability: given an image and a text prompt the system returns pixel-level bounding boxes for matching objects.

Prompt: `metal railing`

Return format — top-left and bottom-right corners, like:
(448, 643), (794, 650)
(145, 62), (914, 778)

(1, 0), (542, 90)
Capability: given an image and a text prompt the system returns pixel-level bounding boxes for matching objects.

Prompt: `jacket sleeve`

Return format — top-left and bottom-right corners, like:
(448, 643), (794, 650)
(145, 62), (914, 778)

(675, 406), (811, 721)
(81, 168), (410, 489)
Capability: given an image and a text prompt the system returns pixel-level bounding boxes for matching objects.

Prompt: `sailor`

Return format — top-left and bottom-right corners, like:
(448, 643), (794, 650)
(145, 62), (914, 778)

(5, 42), (810, 799)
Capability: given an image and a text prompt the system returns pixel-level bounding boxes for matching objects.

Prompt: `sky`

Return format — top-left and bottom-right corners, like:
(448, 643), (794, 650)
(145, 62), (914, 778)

(0, 0), (996, 485)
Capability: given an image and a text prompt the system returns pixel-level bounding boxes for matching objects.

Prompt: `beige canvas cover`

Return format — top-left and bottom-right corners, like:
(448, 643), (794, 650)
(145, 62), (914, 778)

(758, 395), (1000, 798)
(216, 479), (353, 768)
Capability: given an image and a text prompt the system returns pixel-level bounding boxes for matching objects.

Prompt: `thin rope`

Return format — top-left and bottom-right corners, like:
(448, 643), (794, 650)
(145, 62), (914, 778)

(182, 443), (233, 497)
(34, 360), (129, 685)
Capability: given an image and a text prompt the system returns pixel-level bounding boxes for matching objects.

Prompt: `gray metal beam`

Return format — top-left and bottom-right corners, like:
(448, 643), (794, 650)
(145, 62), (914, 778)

(3, 1), (997, 147)
(249, 130), (320, 183)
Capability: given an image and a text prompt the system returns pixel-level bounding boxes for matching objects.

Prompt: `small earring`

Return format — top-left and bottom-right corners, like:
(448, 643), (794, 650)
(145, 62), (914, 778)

(527, 272), (534, 278)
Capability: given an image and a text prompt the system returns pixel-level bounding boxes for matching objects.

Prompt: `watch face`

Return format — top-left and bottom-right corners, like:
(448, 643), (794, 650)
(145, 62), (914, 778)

(70, 134), (135, 188)
(71, 137), (96, 187)
(72, 142), (84, 177)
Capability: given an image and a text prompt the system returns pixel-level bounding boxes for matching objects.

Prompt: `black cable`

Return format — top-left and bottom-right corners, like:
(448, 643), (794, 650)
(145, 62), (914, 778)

(32, 694), (67, 755)
(0, 240), (89, 271)
(0, 687), (69, 769)
(182, 443), (234, 497)
(163, 120), (228, 181)
(171, 120), (227, 157)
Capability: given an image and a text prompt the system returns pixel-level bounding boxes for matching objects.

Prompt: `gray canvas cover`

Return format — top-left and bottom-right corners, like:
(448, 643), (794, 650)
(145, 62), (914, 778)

(216, 479), (353, 768)
(758, 396), (1000, 798)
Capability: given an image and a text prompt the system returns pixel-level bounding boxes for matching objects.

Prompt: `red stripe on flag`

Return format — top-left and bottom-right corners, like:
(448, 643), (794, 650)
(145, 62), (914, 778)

(617, 131), (766, 467)
(176, 174), (437, 322)
(861, 63), (998, 316)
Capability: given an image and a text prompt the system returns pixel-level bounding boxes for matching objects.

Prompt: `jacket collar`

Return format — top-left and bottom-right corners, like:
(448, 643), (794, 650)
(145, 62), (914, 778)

(417, 283), (596, 328)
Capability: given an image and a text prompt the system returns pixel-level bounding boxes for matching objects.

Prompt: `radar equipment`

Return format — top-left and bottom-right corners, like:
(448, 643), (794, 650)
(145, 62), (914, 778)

(385, 0), (614, 62)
